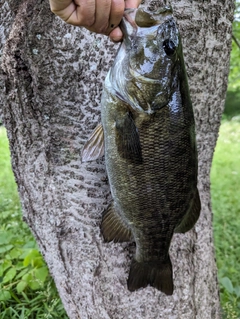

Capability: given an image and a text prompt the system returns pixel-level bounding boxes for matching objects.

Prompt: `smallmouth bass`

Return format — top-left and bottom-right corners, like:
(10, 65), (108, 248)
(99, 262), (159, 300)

(82, 6), (201, 295)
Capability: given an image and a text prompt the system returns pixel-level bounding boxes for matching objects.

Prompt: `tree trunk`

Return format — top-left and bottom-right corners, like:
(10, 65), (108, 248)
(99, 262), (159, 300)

(0, 0), (235, 318)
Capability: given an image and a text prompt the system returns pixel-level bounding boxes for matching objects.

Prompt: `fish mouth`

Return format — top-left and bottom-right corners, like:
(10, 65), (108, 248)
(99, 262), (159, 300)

(122, 7), (173, 30)
(135, 6), (173, 28)
(120, 9), (138, 38)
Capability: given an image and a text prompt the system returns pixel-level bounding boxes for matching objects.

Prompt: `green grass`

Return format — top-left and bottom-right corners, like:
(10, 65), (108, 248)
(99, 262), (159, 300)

(0, 127), (68, 319)
(224, 90), (240, 120)
(0, 116), (240, 317)
(211, 119), (240, 318)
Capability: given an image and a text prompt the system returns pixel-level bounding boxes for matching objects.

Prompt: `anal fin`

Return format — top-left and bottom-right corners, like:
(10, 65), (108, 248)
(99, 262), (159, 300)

(174, 189), (201, 234)
(82, 123), (104, 162)
(101, 202), (132, 243)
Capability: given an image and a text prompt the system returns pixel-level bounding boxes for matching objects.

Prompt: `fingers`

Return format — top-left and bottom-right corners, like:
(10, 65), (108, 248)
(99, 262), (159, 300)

(107, 0), (125, 34)
(50, 0), (95, 26)
(109, 0), (141, 41)
(55, 0), (125, 35)
(90, 0), (111, 33)
(125, 0), (142, 8)
(50, 0), (72, 12)
(66, 0), (96, 26)
(92, 0), (124, 35)
(109, 26), (123, 42)
(49, 0), (141, 40)
(50, 0), (77, 22)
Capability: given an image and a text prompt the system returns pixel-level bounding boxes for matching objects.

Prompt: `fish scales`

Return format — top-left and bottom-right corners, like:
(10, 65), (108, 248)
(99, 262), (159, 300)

(82, 6), (201, 295)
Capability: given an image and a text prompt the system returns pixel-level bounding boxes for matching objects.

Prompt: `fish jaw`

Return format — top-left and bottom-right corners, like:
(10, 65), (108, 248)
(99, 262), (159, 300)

(106, 8), (181, 114)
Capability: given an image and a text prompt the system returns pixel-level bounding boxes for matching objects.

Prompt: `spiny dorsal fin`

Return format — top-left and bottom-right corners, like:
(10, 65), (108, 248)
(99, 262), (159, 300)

(82, 123), (104, 162)
(115, 112), (142, 164)
(101, 202), (133, 243)
(174, 189), (201, 234)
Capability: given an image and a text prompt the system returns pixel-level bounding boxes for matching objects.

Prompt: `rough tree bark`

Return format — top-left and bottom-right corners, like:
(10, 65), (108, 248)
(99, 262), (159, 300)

(0, 0), (235, 318)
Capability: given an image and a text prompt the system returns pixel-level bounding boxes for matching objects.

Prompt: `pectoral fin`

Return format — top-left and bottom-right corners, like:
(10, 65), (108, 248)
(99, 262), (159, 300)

(115, 112), (142, 164)
(101, 202), (133, 243)
(174, 189), (201, 233)
(82, 123), (104, 162)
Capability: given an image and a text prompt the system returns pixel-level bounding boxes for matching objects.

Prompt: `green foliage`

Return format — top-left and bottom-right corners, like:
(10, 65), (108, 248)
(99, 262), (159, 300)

(0, 280), (69, 319)
(0, 127), (68, 319)
(218, 16), (240, 318)
(211, 120), (240, 318)
(224, 90), (240, 119)
(228, 2), (240, 91)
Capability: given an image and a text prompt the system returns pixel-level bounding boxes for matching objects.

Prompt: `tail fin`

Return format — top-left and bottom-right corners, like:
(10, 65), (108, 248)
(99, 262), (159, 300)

(127, 257), (173, 295)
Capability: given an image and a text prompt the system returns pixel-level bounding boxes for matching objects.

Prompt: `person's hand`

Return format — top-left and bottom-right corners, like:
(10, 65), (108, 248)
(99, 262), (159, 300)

(49, 0), (141, 42)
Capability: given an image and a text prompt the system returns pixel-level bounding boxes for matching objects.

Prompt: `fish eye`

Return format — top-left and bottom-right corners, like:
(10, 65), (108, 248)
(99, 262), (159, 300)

(163, 39), (176, 56)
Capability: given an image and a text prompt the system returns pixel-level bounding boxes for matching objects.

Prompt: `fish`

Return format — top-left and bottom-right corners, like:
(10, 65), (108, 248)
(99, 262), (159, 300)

(82, 6), (201, 295)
